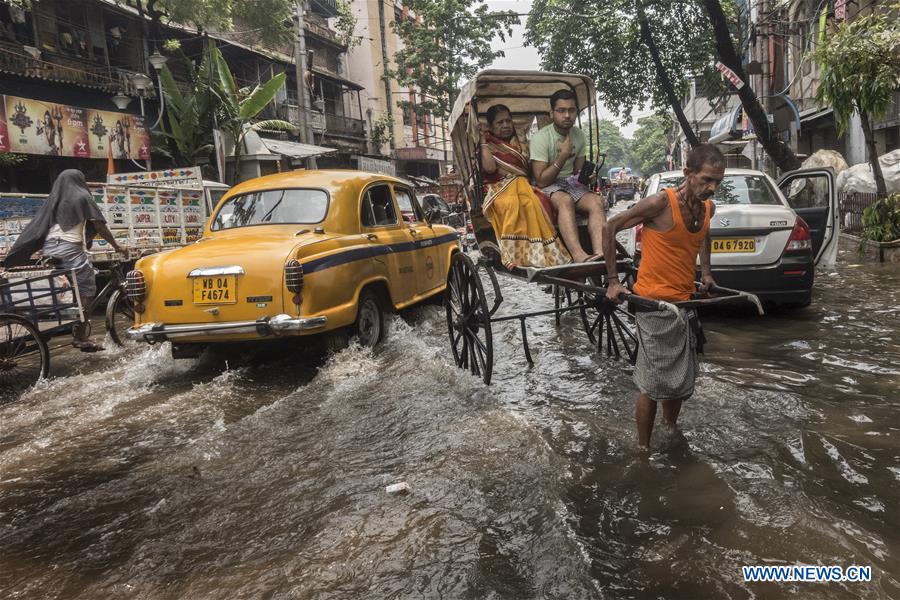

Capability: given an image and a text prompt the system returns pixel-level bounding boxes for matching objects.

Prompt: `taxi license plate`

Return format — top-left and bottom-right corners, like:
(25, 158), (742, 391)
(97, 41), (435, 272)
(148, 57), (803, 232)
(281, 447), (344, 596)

(192, 275), (237, 304)
(712, 238), (756, 253)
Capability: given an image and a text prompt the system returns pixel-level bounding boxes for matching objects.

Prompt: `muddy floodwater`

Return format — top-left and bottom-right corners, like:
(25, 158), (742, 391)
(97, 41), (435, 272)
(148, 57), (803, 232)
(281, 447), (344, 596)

(1, 250), (898, 599)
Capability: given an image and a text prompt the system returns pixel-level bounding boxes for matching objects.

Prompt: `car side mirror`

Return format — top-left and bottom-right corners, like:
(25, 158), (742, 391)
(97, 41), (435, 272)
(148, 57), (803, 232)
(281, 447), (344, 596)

(424, 207), (440, 224)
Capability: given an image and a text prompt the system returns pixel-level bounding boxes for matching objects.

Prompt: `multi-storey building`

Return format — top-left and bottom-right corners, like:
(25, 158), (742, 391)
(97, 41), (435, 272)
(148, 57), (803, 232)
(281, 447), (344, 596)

(346, 0), (451, 179)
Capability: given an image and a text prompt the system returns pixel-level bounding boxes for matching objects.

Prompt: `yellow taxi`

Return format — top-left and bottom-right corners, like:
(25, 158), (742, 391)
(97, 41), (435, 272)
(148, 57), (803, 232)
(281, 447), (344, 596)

(126, 170), (459, 357)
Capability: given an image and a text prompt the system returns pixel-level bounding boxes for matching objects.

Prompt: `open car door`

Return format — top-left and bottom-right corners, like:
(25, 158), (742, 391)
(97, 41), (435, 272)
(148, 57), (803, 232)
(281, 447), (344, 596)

(778, 168), (839, 267)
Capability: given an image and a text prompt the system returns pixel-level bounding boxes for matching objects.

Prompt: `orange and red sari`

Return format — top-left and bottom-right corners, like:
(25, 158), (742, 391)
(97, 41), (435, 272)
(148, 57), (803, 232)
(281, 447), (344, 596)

(482, 132), (571, 268)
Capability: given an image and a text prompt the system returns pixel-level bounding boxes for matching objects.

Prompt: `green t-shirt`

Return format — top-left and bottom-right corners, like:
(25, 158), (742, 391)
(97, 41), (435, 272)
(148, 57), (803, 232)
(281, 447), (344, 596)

(529, 123), (587, 180)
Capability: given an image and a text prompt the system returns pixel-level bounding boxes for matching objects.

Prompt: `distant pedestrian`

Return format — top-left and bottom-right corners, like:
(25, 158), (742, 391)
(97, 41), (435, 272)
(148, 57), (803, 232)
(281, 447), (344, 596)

(601, 144), (725, 449)
(5, 169), (127, 351)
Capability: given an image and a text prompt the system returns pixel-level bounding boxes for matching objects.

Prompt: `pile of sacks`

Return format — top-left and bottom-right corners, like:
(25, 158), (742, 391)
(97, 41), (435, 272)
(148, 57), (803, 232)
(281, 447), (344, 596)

(806, 149), (900, 194)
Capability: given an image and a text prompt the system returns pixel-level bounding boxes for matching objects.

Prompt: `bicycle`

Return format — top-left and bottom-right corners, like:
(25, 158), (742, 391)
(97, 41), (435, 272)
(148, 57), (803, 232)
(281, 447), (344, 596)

(70, 257), (135, 347)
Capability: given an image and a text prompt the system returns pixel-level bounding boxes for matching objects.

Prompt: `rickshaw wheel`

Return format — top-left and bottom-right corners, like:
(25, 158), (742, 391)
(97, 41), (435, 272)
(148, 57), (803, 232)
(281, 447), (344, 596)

(553, 284), (591, 332)
(0, 313), (50, 395)
(580, 292), (639, 364)
(105, 288), (135, 347)
(445, 252), (493, 384)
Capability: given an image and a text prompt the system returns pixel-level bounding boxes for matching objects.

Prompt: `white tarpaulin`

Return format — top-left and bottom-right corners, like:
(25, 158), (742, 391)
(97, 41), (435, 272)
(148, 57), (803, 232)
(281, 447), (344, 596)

(835, 149), (900, 193)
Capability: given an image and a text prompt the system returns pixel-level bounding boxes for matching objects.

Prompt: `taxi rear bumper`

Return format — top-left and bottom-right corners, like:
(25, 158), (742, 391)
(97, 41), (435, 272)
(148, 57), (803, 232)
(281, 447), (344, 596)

(127, 314), (328, 342)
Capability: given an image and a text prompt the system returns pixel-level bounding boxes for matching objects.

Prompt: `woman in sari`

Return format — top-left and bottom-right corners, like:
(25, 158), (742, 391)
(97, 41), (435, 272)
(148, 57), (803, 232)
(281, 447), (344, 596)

(480, 104), (571, 269)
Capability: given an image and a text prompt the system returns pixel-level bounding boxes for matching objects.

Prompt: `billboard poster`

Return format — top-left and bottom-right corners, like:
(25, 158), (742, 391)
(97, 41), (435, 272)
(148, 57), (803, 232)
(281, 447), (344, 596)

(0, 96), (9, 152)
(89, 110), (150, 160)
(0, 94), (149, 160)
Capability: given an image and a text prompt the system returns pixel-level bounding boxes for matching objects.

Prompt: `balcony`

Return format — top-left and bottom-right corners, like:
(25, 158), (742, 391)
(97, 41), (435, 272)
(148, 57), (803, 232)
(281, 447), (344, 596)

(279, 102), (366, 140)
(308, 0), (340, 18)
(0, 43), (140, 94)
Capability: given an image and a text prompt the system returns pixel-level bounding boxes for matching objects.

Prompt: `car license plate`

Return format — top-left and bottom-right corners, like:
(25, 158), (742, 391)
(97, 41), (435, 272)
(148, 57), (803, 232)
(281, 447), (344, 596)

(712, 238), (756, 253)
(192, 275), (237, 304)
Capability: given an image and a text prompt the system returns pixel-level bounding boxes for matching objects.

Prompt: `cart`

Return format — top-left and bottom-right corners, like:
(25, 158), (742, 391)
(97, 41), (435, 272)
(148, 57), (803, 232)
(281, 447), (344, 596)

(445, 70), (763, 384)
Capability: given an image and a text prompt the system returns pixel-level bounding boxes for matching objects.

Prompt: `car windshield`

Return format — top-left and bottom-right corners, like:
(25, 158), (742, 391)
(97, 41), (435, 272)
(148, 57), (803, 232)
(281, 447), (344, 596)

(656, 175), (782, 206)
(211, 189), (328, 230)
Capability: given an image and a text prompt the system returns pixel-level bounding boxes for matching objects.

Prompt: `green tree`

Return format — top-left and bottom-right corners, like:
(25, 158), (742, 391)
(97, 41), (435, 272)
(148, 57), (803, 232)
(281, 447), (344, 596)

(630, 114), (671, 176)
(208, 41), (294, 183)
(391, 0), (518, 120)
(111, 1), (294, 48)
(527, 0), (804, 171)
(814, 3), (900, 194)
(591, 119), (632, 171)
(155, 47), (217, 166)
(700, 0), (801, 171)
(526, 0), (716, 146)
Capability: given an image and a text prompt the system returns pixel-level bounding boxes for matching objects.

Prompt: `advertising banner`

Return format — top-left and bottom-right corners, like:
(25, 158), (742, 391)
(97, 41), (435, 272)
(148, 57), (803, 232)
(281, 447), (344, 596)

(0, 94), (150, 160)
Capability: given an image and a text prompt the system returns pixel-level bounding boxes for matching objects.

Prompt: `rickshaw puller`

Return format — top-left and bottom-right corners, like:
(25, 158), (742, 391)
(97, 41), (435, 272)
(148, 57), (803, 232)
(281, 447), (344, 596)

(601, 145), (725, 450)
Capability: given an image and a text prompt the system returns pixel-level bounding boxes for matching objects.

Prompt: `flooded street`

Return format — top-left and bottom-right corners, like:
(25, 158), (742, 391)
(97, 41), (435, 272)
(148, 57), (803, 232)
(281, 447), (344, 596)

(1, 250), (898, 599)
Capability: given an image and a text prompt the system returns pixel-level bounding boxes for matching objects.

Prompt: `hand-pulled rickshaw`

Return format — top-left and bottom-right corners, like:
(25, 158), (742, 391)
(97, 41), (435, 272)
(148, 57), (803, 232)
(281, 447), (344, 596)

(444, 70), (762, 384)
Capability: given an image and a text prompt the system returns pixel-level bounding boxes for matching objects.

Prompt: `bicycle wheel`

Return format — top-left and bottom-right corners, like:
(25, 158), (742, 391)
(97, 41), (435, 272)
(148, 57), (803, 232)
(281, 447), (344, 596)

(0, 314), (49, 395)
(105, 288), (135, 347)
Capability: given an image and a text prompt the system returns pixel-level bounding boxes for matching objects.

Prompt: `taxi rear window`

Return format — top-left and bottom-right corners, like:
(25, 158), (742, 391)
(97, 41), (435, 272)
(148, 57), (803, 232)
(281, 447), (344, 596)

(211, 188), (328, 230)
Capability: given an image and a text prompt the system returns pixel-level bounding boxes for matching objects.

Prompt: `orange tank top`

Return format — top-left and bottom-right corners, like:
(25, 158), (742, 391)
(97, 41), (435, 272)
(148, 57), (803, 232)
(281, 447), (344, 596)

(633, 188), (711, 302)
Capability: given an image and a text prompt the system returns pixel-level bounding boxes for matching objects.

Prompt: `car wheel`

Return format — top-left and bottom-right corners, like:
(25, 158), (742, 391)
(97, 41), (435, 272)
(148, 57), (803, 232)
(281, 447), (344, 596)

(355, 290), (384, 347)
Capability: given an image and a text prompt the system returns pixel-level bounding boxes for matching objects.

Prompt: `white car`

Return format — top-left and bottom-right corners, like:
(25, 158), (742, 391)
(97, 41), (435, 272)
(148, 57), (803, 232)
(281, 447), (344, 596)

(614, 168), (838, 308)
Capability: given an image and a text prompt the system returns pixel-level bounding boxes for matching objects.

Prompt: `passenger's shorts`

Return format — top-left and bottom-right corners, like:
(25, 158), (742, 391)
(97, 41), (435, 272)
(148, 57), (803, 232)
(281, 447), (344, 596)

(541, 178), (591, 204)
(42, 238), (96, 298)
(632, 307), (699, 401)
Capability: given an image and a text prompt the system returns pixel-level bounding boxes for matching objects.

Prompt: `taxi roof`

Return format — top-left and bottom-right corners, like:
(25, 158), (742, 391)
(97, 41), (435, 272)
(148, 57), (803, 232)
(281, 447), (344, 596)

(224, 169), (408, 198)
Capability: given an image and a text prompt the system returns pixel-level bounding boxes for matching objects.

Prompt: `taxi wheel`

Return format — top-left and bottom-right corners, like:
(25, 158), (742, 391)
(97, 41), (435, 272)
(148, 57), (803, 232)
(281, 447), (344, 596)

(355, 290), (384, 347)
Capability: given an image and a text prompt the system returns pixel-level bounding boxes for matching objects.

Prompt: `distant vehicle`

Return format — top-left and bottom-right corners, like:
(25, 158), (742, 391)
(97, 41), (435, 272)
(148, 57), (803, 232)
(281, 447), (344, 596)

(416, 193), (471, 250)
(607, 167), (636, 204)
(126, 170), (460, 356)
(617, 168), (838, 308)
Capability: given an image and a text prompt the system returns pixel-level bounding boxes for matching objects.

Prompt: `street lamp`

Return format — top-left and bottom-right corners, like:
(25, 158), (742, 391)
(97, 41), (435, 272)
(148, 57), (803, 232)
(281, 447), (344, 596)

(129, 72), (153, 94)
(148, 50), (168, 72)
(111, 93), (132, 110)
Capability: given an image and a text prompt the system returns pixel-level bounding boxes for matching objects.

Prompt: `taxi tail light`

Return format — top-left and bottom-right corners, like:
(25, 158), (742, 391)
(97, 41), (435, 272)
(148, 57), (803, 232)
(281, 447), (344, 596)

(634, 224), (643, 253)
(784, 217), (812, 253)
(125, 270), (146, 301)
(285, 260), (304, 293)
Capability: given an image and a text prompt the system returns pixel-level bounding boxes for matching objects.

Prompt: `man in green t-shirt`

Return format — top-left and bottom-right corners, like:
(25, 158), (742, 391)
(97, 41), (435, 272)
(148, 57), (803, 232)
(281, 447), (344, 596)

(530, 89), (607, 263)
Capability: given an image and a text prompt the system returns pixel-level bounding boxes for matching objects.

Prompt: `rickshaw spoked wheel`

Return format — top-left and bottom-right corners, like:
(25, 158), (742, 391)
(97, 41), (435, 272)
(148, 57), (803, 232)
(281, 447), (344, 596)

(445, 252), (493, 384)
(580, 292), (639, 364)
(553, 284), (589, 330)
(0, 313), (50, 395)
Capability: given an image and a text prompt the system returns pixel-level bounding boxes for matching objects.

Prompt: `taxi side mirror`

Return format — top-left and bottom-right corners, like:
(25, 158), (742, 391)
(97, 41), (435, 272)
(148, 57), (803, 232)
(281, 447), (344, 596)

(424, 207), (441, 225)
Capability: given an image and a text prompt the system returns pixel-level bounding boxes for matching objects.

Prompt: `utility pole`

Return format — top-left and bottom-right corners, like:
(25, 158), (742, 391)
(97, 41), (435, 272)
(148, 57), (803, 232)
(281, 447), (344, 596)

(293, 0), (317, 167)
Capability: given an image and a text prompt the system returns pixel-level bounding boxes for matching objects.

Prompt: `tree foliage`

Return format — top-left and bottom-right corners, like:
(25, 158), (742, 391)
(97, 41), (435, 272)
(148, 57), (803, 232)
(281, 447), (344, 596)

(392, 0), (518, 120)
(157, 40), (292, 181)
(814, 3), (900, 193)
(630, 113), (671, 176)
(591, 119), (632, 171)
(113, 0), (294, 46)
(525, 0), (724, 123)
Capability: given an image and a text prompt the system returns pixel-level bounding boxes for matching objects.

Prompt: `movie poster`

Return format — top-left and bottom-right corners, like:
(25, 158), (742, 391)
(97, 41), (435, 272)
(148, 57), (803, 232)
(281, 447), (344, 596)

(0, 94), (150, 160)
(3, 95), (91, 157)
(0, 96), (9, 152)
(88, 110), (151, 160)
